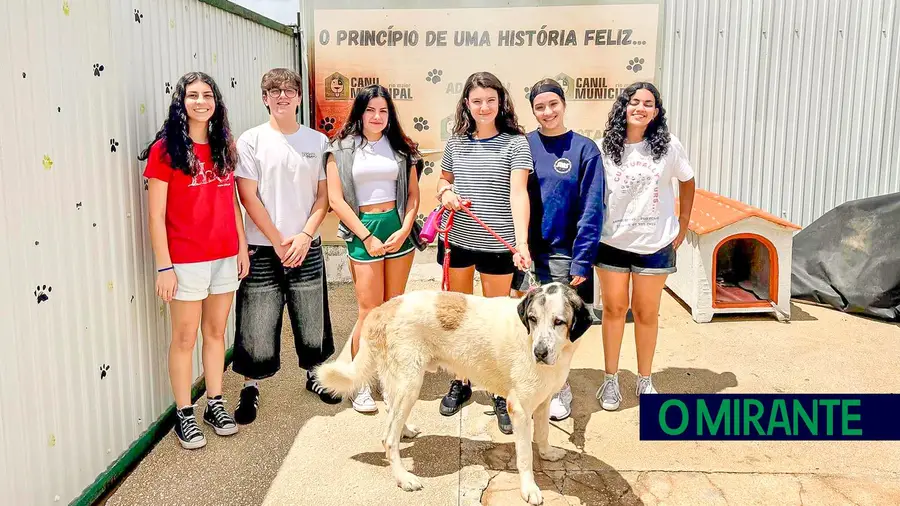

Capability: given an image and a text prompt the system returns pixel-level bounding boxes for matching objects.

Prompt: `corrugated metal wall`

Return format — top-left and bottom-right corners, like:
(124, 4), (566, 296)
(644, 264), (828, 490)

(659, 0), (900, 227)
(0, 1), (294, 504)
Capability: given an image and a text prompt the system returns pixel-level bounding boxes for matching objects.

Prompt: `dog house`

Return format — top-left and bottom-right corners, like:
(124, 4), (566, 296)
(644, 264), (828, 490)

(666, 189), (801, 323)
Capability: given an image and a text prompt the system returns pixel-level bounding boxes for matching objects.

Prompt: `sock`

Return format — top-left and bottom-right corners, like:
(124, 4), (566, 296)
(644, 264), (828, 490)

(605, 372), (618, 380)
(244, 380), (259, 389)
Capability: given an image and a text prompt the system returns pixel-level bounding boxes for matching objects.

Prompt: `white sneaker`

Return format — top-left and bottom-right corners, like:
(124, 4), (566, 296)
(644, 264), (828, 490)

(352, 384), (377, 413)
(596, 373), (622, 411)
(549, 382), (572, 421)
(636, 375), (658, 396)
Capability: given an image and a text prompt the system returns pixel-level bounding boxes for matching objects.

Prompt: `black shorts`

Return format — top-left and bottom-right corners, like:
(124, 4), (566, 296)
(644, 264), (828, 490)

(436, 240), (515, 275)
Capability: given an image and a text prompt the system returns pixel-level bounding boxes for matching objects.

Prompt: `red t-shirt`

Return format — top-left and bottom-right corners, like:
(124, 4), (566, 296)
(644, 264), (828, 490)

(143, 141), (239, 264)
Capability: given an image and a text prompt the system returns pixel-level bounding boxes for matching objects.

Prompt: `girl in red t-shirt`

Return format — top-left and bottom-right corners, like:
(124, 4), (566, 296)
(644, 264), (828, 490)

(138, 71), (249, 450)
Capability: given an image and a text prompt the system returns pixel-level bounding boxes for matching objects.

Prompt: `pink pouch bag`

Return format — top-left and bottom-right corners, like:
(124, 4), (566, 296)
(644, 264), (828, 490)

(418, 206), (444, 244)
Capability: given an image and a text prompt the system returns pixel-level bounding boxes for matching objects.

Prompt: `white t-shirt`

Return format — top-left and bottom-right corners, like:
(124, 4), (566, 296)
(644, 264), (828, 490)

(235, 122), (328, 246)
(597, 135), (694, 254)
(352, 135), (398, 206)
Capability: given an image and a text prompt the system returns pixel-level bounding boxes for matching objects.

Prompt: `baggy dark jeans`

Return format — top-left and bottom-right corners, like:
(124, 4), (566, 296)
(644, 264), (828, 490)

(232, 238), (335, 379)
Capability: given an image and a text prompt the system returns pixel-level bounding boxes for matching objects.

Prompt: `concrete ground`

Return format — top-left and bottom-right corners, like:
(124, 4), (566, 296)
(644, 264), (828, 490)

(105, 280), (900, 506)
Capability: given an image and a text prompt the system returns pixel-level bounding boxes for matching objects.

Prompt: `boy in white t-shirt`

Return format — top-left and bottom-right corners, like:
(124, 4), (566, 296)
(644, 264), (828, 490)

(232, 68), (339, 425)
(593, 82), (696, 411)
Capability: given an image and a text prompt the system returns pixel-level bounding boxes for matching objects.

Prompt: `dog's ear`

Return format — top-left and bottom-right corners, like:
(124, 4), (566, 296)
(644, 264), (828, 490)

(517, 289), (537, 332)
(565, 286), (593, 342)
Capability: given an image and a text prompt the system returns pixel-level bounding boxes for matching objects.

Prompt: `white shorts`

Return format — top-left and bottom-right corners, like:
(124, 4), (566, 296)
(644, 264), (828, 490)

(173, 255), (240, 301)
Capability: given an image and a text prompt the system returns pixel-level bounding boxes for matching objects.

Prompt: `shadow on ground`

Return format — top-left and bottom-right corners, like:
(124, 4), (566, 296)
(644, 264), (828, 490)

(103, 283), (363, 506)
(352, 434), (644, 505)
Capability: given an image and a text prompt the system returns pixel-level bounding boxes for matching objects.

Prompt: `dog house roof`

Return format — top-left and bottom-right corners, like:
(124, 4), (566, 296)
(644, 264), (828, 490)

(686, 189), (802, 234)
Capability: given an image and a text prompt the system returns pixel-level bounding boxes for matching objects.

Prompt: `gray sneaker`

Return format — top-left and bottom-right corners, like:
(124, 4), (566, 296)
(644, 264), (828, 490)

(636, 375), (658, 396)
(596, 374), (622, 411)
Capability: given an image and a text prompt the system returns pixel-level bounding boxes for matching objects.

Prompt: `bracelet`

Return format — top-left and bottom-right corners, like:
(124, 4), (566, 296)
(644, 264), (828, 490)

(301, 231), (314, 240)
(158, 266), (174, 272)
(436, 184), (455, 200)
(361, 231), (373, 242)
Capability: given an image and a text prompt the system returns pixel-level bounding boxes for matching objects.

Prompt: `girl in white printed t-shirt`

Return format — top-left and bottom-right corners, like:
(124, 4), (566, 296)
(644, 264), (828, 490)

(593, 82), (696, 410)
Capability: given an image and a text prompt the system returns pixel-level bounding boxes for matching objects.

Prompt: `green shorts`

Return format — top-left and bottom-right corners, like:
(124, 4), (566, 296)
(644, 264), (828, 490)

(347, 209), (415, 263)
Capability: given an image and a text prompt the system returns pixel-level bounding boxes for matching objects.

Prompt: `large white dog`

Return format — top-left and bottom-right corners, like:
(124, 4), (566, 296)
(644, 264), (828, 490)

(315, 282), (592, 505)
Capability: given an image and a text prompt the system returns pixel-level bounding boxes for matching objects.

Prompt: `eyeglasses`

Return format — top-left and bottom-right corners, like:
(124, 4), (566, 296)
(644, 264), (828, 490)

(266, 88), (299, 98)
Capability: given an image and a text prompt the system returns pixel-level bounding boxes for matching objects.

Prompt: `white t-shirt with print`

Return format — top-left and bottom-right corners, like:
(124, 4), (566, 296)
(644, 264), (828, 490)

(235, 123), (328, 246)
(597, 135), (694, 254)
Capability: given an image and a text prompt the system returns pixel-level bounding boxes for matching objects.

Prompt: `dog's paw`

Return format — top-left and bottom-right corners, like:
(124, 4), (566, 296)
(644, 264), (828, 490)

(539, 446), (567, 462)
(397, 472), (423, 491)
(521, 481), (543, 505)
(402, 423), (421, 439)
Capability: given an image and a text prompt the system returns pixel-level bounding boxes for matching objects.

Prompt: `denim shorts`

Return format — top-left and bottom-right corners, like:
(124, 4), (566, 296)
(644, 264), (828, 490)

(172, 255), (240, 301)
(436, 240), (515, 275)
(346, 209), (415, 263)
(594, 242), (677, 275)
(512, 252), (572, 292)
(232, 238), (335, 379)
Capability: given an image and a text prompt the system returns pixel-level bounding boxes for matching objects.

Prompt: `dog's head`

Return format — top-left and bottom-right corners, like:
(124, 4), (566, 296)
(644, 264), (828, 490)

(516, 282), (593, 365)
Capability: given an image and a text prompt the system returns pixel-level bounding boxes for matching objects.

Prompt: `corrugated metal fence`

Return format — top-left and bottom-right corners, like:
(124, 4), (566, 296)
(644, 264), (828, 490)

(659, 0), (900, 227)
(0, 0), (294, 504)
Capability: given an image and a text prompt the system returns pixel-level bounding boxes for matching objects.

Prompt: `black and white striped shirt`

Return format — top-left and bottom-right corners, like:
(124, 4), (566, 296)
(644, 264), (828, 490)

(440, 133), (533, 252)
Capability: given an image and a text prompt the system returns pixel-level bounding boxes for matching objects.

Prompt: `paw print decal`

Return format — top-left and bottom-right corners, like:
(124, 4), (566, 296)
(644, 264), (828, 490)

(42, 155), (53, 170)
(164, 82), (171, 94)
(22, 72), (26, 79)
(413, 117), (429, 131)
(63, 0), (70, 15)
(524, 86), (531, 100)
(76, 202), (82, 210)
(109, 139), (119, 153)
(627, 57), (645, 73)
(99, 364), (110, 379)
(57, 106), (61, 112)
(423, 161), (435, 175)
(319, 117), (336, 132)
(93, 63), (105, 77)
(426, 69), (443, 84)
(416, 213), (426, 227)
(230, 77), (236, 88)
(35, 285), (52, 304)
(133, 9), (143, 23)
(143, 178), (149, 191)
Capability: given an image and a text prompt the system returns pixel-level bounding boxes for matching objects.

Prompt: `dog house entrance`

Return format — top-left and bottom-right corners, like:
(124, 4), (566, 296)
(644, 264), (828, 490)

(713, 235), (776, 307)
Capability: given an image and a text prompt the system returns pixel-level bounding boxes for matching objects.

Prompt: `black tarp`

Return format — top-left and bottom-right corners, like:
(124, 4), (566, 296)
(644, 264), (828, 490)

(791, 192), (900, 321)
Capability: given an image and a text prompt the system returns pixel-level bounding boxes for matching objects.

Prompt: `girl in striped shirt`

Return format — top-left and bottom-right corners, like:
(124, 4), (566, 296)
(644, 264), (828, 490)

(435, 71), (533, 435)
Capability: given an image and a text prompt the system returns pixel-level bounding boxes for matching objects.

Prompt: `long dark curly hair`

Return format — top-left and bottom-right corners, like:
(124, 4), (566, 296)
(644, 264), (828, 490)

(138, 72), (236, 176)
(452, 71), (524, 137)
(335, 84), (421, 161)
(601, 82), (670, 166)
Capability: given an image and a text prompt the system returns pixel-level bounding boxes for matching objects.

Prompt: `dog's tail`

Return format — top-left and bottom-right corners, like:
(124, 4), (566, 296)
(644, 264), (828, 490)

(313, 300), (393, 397)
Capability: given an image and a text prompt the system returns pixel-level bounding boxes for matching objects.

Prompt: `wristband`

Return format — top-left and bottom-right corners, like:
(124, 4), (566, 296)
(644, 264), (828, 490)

(158, 266), (174, 272)
(361, 231), (373, 242)
(436, 184), (455, 200)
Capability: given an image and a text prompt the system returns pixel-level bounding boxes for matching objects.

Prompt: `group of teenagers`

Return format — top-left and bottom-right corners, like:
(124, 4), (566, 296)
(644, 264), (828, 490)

(141, 67), (695, 450)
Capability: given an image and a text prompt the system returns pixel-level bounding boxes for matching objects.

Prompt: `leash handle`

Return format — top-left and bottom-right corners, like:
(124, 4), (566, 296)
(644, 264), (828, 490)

(437, 200), (532, 292)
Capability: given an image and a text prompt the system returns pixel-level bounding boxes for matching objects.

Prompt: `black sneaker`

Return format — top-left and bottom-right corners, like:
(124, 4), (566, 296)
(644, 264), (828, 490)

(203, 396), (239, 436)
(234, 385), (260, 425)
(174, 406), (207, 450)
(493, 396), (513, 435)
(440, 380), (472, 416)
(306, 371), (342, 405)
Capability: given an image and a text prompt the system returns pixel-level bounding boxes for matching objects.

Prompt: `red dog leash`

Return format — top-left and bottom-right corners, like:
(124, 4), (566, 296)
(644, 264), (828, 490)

(436, 201), (537, 291)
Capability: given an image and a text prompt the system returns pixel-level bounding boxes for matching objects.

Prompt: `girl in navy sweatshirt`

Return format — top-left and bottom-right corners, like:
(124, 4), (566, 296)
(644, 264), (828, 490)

(512, 78), (605, 421)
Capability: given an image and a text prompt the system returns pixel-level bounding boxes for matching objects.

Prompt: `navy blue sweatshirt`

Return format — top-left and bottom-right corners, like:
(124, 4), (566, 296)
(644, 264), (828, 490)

(525, 130), (605, 277)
